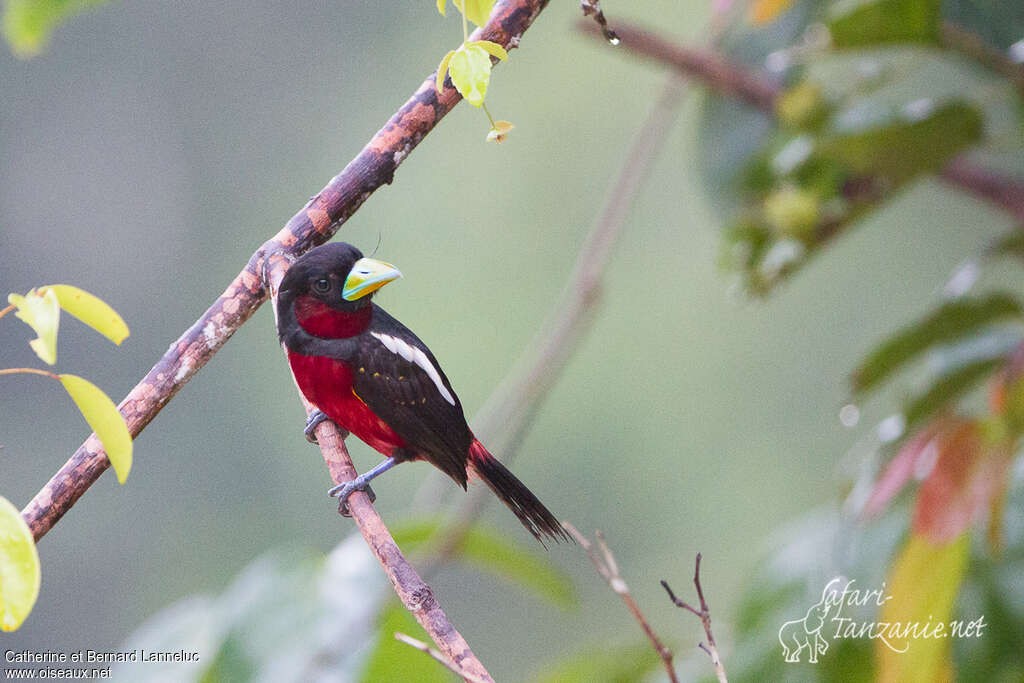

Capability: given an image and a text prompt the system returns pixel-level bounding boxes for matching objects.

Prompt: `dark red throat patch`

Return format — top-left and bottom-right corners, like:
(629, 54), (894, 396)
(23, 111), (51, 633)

(293, 295), (371, 338)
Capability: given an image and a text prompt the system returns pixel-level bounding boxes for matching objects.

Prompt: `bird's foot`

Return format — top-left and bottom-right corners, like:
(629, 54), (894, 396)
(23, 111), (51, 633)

(328, 477), (376, 517)
(304, 410), (348, 444)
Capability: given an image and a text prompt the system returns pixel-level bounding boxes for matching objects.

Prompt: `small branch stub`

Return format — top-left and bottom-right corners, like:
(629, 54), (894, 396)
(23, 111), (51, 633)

(395, 632), (490, 683)
(580, 0), (619, 45)
(662, 553), (728, 683)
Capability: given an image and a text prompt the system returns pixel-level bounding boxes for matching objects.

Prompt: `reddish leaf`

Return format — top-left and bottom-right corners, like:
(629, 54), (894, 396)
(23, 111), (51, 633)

(862, 418), (957, 518)
(912, 422), (1011, 543)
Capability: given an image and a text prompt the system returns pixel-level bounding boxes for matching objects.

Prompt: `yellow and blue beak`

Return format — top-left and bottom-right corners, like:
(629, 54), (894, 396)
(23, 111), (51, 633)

(342, 257), (403, 301)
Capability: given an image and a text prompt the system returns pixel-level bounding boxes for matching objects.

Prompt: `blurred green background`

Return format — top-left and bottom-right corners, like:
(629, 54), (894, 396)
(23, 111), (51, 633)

(2, 0), (1021, 680)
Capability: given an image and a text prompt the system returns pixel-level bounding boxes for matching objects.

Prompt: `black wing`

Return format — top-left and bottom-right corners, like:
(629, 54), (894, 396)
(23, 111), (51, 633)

(351, 305), (473, 487)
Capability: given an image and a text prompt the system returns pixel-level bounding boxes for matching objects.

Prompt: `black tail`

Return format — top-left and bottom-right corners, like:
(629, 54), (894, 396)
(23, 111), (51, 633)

(468, 440), (571, 546)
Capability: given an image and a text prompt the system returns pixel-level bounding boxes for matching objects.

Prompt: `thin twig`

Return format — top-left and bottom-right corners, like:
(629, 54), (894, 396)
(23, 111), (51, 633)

(662, 554), (727, 683)
(0, 368), (59, 379)
(578, 19), (780, 112)
(563, 523), (679, 683)
(394, 632), (491, 683)
(578, 19), (1024, 225)
(580, 0), (619, 45)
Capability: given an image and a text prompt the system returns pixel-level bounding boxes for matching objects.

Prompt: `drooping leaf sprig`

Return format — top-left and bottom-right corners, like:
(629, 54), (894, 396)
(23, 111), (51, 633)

(0, 284), (132, 631)
(434, 0), (514, 142)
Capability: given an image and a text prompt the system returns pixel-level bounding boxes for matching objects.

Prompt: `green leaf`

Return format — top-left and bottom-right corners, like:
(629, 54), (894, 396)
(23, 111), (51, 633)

(46, 284), (129, 345)
(59, 374), (133, 483)
(436, 49), (456, 94)
(391, 518), (577, 608)
(118, 539), (386, 682)
(359, 604), (451, 683)
(876, 533), (968, 682)
(0, 496), (40, 632)
(852, 293), (1022, 394)
(903, 358), (1004, 429)
(454, 0), (493, 27)
(827, 0), (941, 47)
(8, 288), (60, 365)
(762, 185), (820, 238)
(987, 231), (1024, 262)
(436, 0), (446, 17)
(2, 0), (108, 58)
(819, 100), (983, 186)
(469, 39), (507, 61)
(533, 641), (664, 683)
(446, 43), (493, 108)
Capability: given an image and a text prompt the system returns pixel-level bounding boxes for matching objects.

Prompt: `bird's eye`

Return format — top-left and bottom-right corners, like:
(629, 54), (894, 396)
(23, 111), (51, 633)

(313, 278), (332, 294)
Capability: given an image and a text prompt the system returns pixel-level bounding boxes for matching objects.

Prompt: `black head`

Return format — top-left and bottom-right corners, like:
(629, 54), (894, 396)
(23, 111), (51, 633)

(278, 242), (402, 313)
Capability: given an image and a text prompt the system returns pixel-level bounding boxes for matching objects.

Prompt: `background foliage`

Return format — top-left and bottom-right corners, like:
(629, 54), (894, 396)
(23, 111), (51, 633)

(1, 0), (1021, 680)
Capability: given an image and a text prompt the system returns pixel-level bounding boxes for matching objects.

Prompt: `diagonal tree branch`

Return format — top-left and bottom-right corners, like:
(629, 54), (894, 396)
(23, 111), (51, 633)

(578, 19), (1024, 225)
(18, 1), (552, 676)
(21, 0), (549, 543)
(302, 414), (495, 683)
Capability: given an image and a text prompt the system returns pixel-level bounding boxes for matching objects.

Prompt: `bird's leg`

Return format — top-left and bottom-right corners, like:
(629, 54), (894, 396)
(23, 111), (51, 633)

(304, 409), (348, 444)
(328, 456), (398, 517)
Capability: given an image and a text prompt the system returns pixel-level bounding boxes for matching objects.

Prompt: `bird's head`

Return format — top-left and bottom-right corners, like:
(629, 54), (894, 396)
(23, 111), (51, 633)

(279, 242), (403, 313)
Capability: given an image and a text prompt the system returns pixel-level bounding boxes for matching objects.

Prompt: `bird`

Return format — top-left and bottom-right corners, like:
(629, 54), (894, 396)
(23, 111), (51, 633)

(275, 242), (568, 544)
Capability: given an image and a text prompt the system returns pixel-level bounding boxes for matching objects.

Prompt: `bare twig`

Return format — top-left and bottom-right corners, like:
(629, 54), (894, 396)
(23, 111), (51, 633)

(578, 19), (780, 113)
(394, 632), (491, 683)
(661, 554), (727, 683)
(580, 0), (619, 45)
(563, 523), (679, 683)
(578, 19), (1024, 225)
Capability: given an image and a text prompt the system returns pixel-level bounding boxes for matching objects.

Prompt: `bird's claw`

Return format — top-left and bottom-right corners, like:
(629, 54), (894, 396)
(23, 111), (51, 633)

(304, 410), (348, 444)
(328, 479), (376, 517)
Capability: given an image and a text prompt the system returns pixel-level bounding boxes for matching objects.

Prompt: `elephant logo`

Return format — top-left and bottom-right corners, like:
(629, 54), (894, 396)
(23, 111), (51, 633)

(778, 578), (843, 663)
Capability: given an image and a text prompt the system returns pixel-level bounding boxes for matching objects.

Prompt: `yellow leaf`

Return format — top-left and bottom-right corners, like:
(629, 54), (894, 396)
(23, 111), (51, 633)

(876, 533), (969, 683)
(487, 120), (514, 143)
(436, 49), (456, 93)
(8, 288), (60, 365)
(45, 284), (129, 345)
(470, 39), (508, 61)
(448, 43), (492, 108)
(454, 0), (493, 27)
(436, 0), (446, 17)
(0, 496), (40, 632)
(59, 374), (133, 483)
(749, 0), (795, 25)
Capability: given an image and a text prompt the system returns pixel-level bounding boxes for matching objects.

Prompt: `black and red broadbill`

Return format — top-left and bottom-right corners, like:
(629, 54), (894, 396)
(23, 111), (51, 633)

(276, 242), (568, 544)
